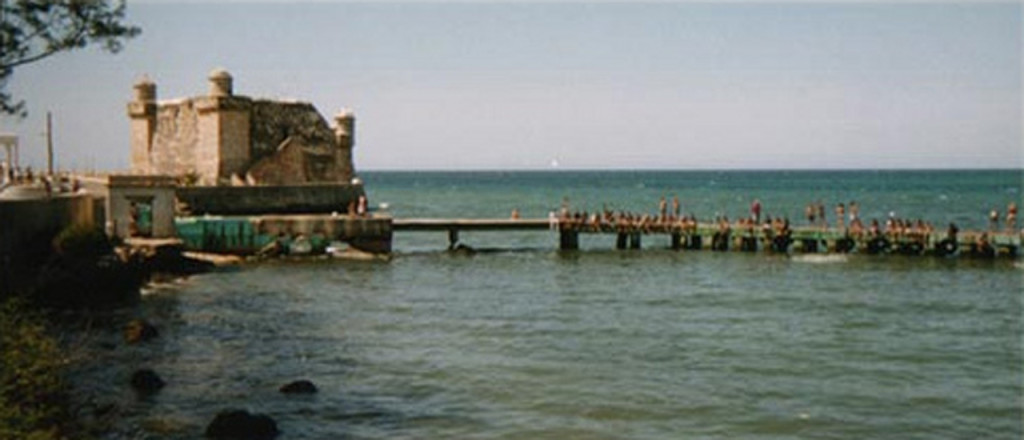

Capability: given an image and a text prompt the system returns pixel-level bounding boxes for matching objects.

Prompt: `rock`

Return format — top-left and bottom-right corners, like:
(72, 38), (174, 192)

(123, 319), (159, 344)
(130, 369), (165, 393)
(33, 253), (144, 308)
(205, 409), (279, 440)
(279, 380), (317, 394)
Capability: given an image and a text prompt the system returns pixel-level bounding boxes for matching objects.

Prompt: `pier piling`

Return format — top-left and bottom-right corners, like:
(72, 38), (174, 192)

(559, 229), (579, 251)
(629, 233), (642, 249)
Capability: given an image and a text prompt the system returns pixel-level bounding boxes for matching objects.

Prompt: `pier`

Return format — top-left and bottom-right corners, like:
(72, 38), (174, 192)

(393, 218), (550, 249)
(394, 217), (1021, 258)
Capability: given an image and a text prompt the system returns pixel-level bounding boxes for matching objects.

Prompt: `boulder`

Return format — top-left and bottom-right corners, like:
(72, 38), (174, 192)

(130, 369), (165, 393)
(279, 379), (317, 394)
(205, 409), (279, 440)
(123, 319), (159, 344)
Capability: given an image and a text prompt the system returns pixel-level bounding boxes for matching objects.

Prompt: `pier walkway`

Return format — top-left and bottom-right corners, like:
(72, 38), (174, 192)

(394, 217), (1021, 258)
(393, 218), (551, 249)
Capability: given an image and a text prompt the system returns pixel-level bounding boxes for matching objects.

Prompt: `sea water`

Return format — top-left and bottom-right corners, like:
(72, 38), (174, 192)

(65, 170), (1023, 439)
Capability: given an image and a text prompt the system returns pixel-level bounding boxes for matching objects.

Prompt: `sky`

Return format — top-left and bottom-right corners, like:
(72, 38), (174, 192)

(1, 1), (1021, 171)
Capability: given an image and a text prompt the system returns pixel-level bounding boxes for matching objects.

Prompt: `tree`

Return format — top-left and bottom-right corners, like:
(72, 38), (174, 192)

(1, 0), (140, 117)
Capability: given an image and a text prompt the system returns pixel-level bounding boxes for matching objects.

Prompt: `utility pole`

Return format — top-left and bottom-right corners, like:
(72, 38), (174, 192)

(46, 111), (54, 176)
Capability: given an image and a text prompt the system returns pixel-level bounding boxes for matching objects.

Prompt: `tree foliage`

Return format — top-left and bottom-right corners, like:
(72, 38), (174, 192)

(1, 0), (140, 117)
(0, 299), (73, 439)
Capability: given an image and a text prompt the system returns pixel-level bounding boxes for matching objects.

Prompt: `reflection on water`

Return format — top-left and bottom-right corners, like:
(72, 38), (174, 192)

(61, 249), (1022, 439)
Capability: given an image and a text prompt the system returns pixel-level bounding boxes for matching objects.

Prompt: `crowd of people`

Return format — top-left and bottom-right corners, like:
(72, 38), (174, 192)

(548, 196), (1021, 253)
(0, 163), (82, 195)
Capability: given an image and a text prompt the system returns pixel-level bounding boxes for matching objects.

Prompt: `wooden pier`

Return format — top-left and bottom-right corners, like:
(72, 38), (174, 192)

(393, 217), (1021, 258)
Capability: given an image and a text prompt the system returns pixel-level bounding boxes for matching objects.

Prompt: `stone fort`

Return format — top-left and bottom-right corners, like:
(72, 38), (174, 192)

(128, 69), (356, 186)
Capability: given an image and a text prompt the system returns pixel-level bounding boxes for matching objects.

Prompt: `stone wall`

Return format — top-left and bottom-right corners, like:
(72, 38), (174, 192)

(246, 137), (306, 185)
(150, 101), (199, 177)
(177, 183), (365, 215)
(250, 100), (335, 162)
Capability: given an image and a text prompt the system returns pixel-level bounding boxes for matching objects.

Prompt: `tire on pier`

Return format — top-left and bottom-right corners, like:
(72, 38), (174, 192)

(935, 238), (958, 257)
(771, 235), (791, 253)
(866, 237), (891, 255)
(711, 233), (729, 251)
(835, 237), (855, 254)
(971, 242), (996, 259)
(800, 238), (818, 253)
(688, 234), (703, 250)
(898, 241), (924, 256)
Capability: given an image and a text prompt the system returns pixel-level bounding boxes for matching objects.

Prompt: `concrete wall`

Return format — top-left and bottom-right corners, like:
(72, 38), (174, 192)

(255, 215), (392, 253)
(106, 176), (177, 239)
(0, 194), (96, 293)
(176, 214), (391, 255)
(177, 183), (366, 215)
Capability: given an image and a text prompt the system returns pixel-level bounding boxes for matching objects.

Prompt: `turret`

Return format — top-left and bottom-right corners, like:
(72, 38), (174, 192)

(208, 68), (233, 97)
(195, 68), (250, 184)
(127, 75), (158, 174)
(334, 110), (356, 182)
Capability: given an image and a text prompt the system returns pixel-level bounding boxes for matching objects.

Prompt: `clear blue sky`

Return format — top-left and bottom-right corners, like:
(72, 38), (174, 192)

(2, 1), (1021, 171)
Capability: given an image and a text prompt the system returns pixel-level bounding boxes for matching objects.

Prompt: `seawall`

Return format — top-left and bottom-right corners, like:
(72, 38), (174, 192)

(177, 183), (365, 215)
(175, 214), (392, 255)
(0, 193), (97, 293)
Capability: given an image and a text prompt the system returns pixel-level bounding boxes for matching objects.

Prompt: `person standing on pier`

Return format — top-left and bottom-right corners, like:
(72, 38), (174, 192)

(989, 208), (999, 232)
(1006, 202), (1017, 232)
(750, 198), (762, 223)
(357, 195), (368, 217)
(672, 195), (681, 221)
(835, 203), (846, 230)
(816, 200), (826, 230)
(658, 196), (668, 223)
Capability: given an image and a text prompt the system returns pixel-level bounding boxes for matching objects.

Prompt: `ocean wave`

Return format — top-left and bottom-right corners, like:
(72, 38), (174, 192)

(790, 254), (849, 264)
